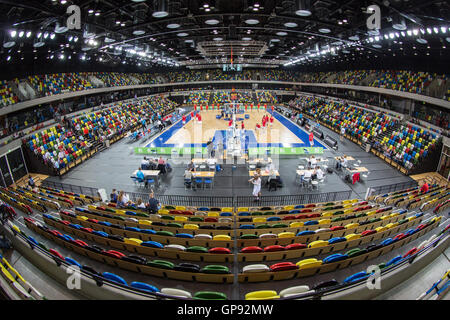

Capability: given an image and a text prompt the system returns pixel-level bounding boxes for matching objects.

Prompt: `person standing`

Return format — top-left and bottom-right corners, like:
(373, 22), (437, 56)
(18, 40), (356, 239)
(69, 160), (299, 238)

(249, 172), (262, 202)
(340, 126), (346, 142)
(147, 192), (160, 214)
(309, 132), (314, 147)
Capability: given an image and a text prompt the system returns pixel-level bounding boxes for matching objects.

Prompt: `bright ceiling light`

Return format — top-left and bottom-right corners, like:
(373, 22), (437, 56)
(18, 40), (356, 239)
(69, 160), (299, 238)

(318, 28), (331, 34)
(18, 31), (24, 38)
(276, 31), (288, 36)
(167, 23), (180, 29)
(296, 0), (312, 16)
(177, 32), (188, 37)
(284, 22), (298, 28)
(416, 38), (427, 44)
(348, 35), (359, 41)
(26, 31), (32, 38)
(133, 30), (146, 35)
(50, 33), (55, 39)
(205, 19), (219, 25)
(245, 19), (259, 25)
(152, 0), (169, 18)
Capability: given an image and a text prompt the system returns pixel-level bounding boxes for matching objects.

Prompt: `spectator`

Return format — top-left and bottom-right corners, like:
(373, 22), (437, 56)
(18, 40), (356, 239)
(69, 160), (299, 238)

(249, 172), (262, 202)
(110, 189), (118, 203)
(136, 198), (147, 209)
(147, 192), (160, 214)
(28, 176), (35, 188)
(420, 182), (429, 193)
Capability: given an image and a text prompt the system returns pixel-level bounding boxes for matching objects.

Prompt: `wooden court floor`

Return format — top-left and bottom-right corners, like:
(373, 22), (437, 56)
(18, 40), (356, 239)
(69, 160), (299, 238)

(165, 110), (306, 146)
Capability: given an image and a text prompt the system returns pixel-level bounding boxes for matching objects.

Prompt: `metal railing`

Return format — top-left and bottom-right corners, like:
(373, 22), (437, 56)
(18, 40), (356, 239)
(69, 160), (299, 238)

(367, 180), (419, 197)
(40, 180), (100, 199)
(235, 191), (353, 207)
(40, 179), (355, 208)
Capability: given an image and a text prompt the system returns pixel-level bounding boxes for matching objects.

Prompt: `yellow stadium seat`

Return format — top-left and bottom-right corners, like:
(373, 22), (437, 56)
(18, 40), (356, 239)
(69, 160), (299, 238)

(138, 220), (152, 225)
(12, 225), (21, 233)
(345, 223), (359, 229)
(407, 216), (416, 221)
(296, 258), (322, 269)
(366, 210), (376, 216)
(318, 219), (331, 225)
(308, 240), (328, 248)
(290, 222), (304, 228)
(213, 235), (231, 241)
(375, 226), (387, 232)
(278, 232), (295, 238)
(124, 238), (143, 246)
(207, 212), (220, 217)
(175, 216), (188, 222)
(237, 207), (249, 212)
(175, 206), (186, 211)
(253, 217), (266, 223)
(321, 212), (333, 217)
(221, 207), (233, 212)
(345, 233), (361, 241)
(385, 223), (397, 229)
(184, 224), (199, 230)
(158, 209), (169, 215)
(284, 205), (295, 211)
(390, 212), (399, 217)
(77, 216), (88, 221)
(380, 215), (389, 220)
(245, 290), (280, 300)
(432, 216), (442, 223)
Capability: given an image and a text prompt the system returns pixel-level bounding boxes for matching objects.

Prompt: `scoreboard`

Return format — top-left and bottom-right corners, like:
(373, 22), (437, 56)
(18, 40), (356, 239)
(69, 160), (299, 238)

(222, 64), (242, 72)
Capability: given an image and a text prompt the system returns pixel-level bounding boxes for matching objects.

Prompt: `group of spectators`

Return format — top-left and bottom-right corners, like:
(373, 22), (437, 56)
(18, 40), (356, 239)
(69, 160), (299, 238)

(110, 189), (161, 214)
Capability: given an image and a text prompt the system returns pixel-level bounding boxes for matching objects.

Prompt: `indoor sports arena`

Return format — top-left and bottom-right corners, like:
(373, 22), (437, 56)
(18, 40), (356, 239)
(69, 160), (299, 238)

(0, 0), (448, 305)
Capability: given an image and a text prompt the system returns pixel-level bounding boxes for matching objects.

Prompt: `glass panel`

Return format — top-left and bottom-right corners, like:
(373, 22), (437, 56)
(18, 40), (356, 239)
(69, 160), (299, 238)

(0, 155), (13, 186)
(7, 148), (27, 183)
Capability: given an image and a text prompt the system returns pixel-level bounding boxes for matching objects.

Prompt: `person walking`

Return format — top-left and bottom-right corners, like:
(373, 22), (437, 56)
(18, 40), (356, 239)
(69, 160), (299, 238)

(249, 171), (262, 202)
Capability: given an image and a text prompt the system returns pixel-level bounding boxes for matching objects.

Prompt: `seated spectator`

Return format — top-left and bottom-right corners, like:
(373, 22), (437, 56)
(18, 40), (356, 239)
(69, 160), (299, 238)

(136, 198), (147, 209)
(420, 182), (429, 193)
(309, 155), (317, 168)
(117, 191), (132, 208)
(110, 189), (118, 203)
(28, 176), (35, 188)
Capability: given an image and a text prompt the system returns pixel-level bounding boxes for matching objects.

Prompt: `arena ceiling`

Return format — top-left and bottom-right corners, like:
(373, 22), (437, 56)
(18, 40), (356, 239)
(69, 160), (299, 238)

(0, 0), (449, 73)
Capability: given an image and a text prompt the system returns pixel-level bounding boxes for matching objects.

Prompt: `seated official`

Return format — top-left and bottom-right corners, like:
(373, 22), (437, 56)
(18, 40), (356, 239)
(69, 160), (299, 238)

(147, 192), (160, 214)
(313, 166), (324, 180)
(183, 169), (196, 191)
(136, 167), (147, 186)
(141, 157), (150, 170)
(267, 170), (281, 191)
(302, 169), (312, 183)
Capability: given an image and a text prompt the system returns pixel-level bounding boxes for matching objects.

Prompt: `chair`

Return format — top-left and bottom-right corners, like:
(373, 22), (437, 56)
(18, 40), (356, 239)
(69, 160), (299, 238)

(146, 178), (155, 190)
(361, 171), (371, 182)
(199, 164), (207, 171)
(136, 178), (145, 188)
(203, 178), (213, 189)
(302, 177), (312, 189)
(311, 180), (319, 190)
(195, 178), (203, 189)
(184, 179), (192, 190)
(249, 164), (256, 171)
